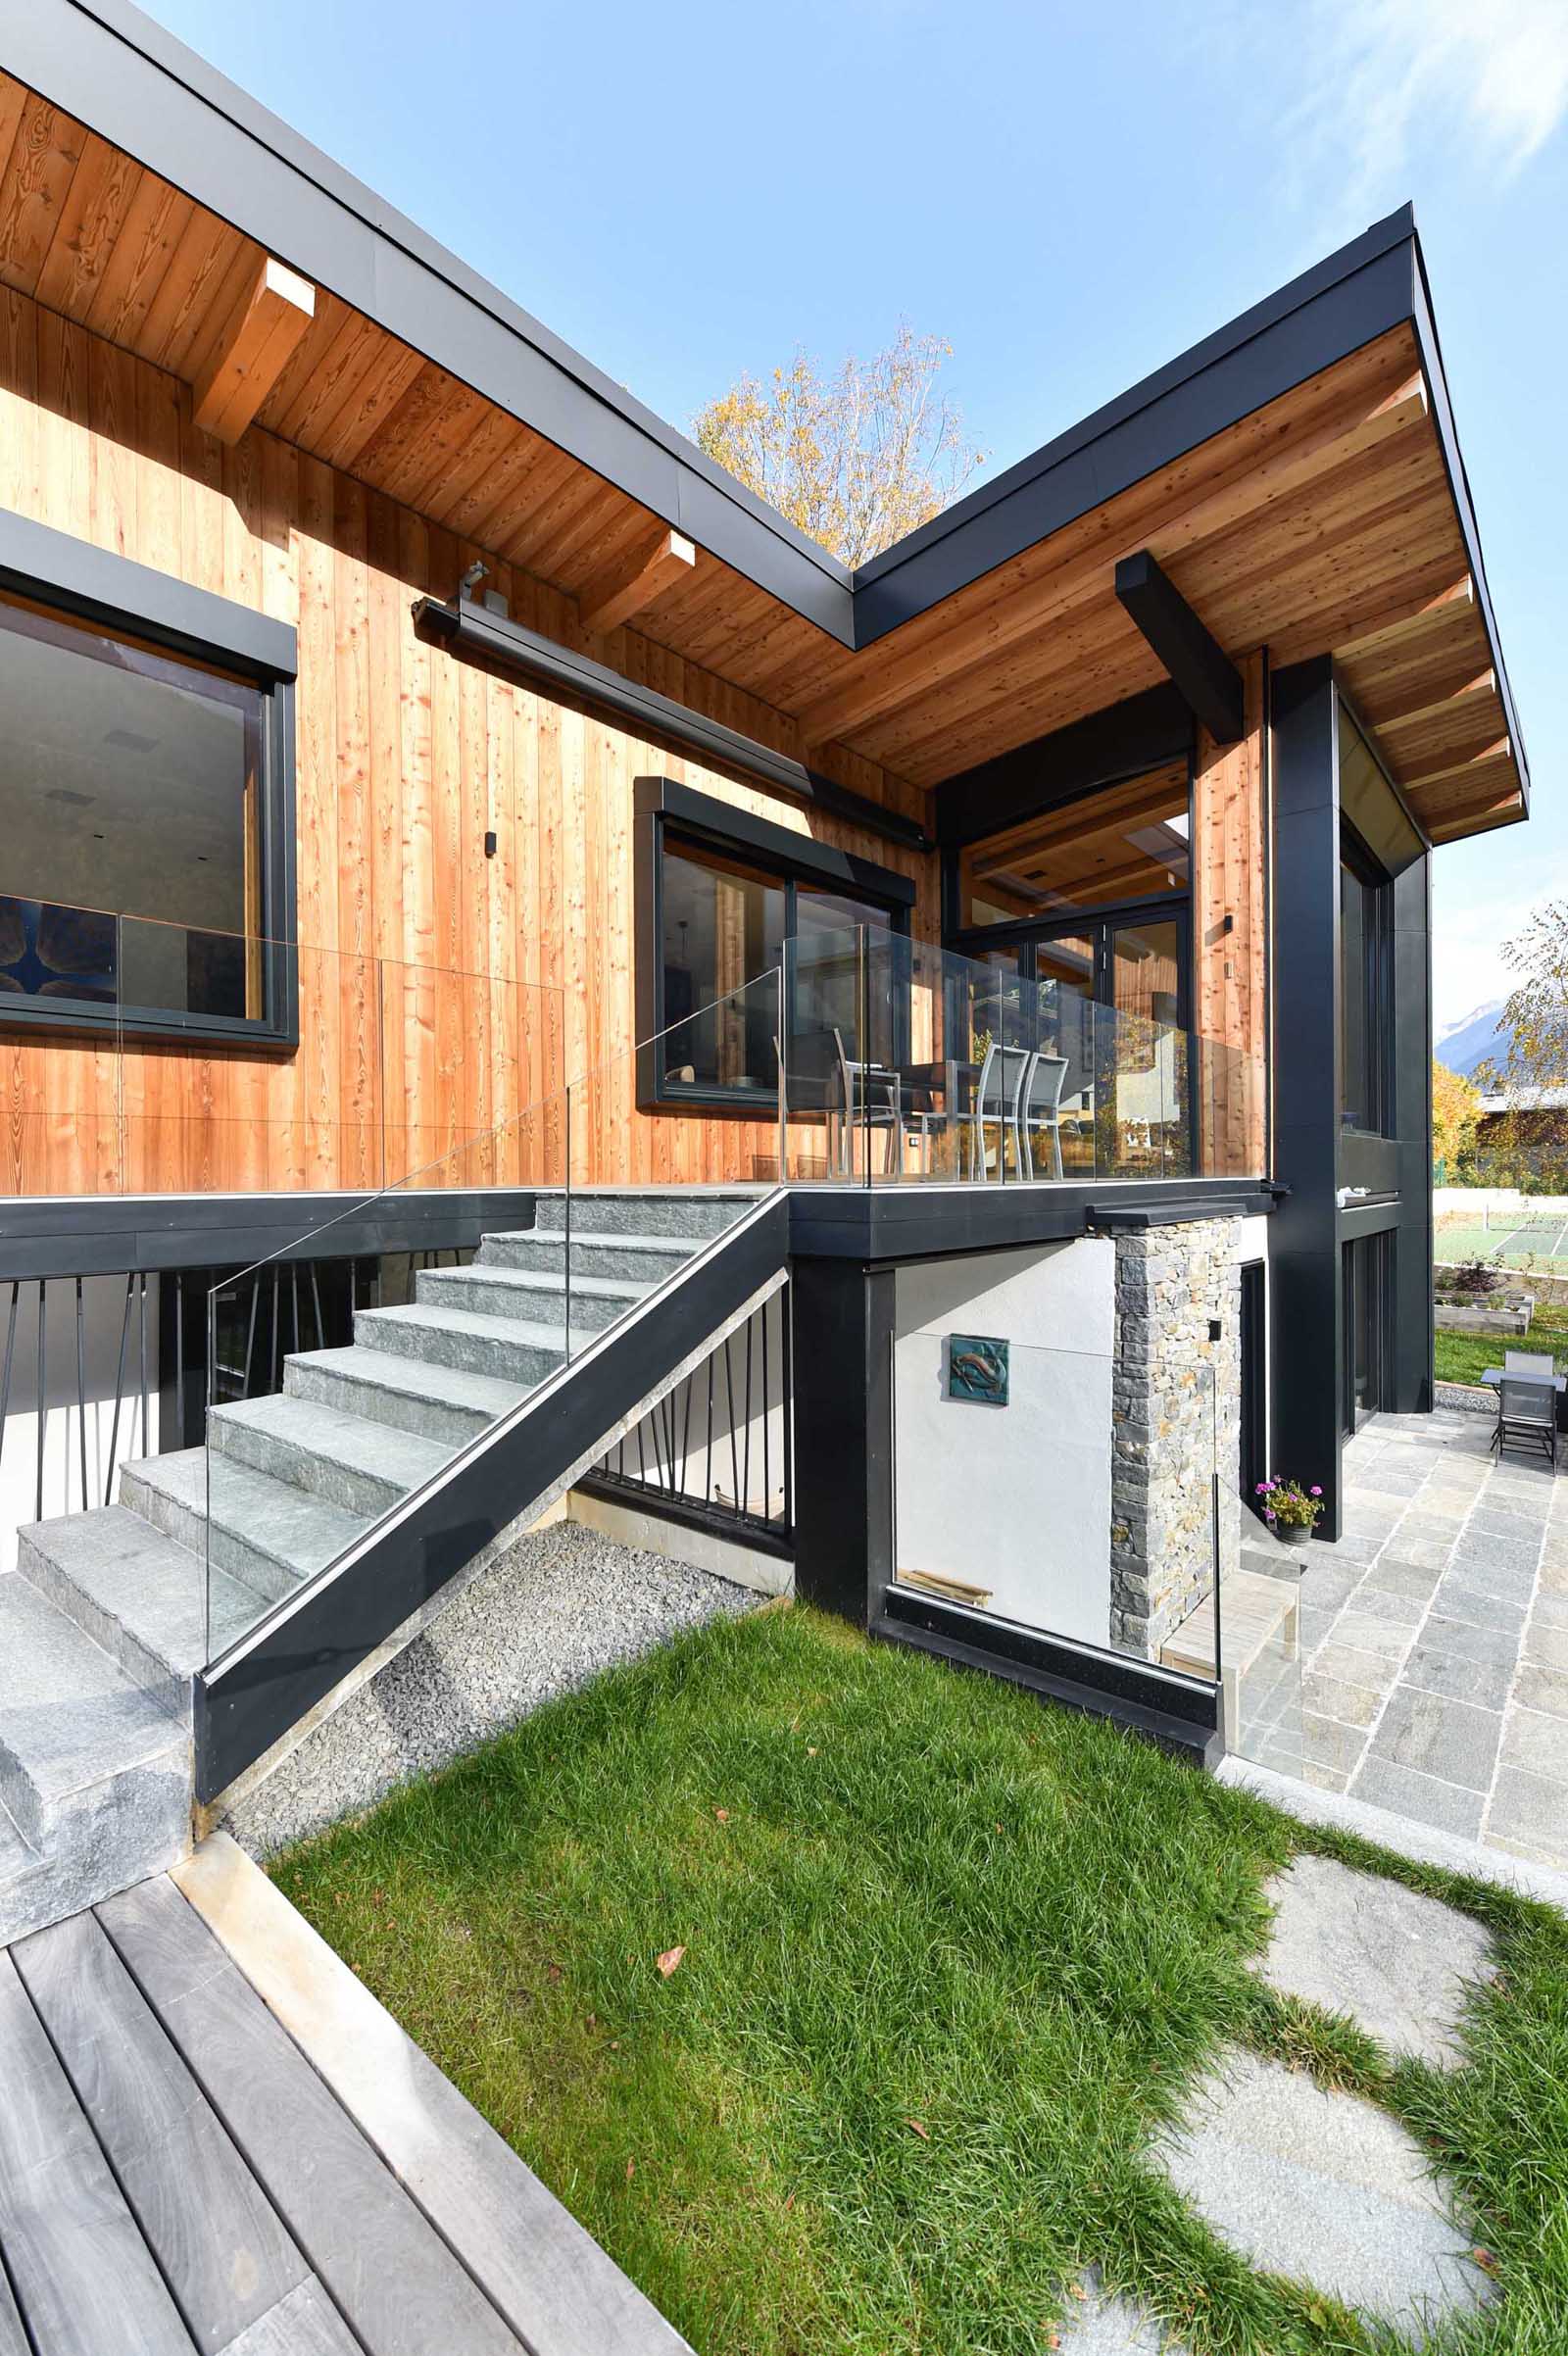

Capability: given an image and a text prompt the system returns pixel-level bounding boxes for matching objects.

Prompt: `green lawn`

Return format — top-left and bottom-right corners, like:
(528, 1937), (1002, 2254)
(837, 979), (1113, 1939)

(1435, 1304), (1568, 1389)
(272, 1607), (1568, 2356)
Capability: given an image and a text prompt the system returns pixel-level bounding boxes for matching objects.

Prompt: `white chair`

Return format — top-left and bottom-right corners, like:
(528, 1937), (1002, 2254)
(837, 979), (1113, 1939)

(830, 1026), (901, 1176)
(1020, 1052), (1069, 1180)
(964, 1043), (1031, 1180)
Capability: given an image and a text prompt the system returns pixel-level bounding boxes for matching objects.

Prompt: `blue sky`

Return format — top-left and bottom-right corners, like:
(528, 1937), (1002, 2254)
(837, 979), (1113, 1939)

(144, 0), (1566, 1029)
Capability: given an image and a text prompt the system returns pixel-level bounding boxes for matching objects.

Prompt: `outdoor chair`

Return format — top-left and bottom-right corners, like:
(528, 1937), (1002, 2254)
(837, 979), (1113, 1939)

(1505, 1350), (1555, 1377)
(1493, 1376), (1557, 1468)
(830, 1026), (901, 1177)
(964, 1042), (1032, 1180)
(1020, 1051), (1069, 1181)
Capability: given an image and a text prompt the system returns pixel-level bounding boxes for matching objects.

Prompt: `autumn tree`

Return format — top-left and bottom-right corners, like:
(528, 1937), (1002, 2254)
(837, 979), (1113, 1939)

(692, 326), (984, 566)
(1473, 898), (1568, 1183)
(1431, 1057), (1480, 1178)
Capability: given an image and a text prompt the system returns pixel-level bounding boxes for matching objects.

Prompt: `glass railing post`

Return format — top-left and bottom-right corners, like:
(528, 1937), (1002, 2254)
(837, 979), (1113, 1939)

(774, 959), (787, 1187)
(564, 1080), (573, 1364)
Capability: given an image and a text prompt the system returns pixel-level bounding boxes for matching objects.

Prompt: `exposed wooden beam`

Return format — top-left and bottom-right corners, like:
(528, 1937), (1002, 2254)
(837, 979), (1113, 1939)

(1402, 742), (1514, 803)
(1378, 671), (1495, 742)
(578, 527), (697, 635)
(1334, 574), (1474, 666)
(1114, 550), (1244, 744)
(192, 256), (316, 444)
(1426, 789), (1525, 844)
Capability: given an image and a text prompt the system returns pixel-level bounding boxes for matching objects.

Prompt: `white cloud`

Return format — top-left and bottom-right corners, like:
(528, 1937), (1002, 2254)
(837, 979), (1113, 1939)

(1287, 0), (1568, 213)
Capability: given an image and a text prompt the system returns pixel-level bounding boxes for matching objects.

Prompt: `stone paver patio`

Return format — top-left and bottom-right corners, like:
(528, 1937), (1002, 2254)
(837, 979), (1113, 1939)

(1236, 1408), (1568, 1866)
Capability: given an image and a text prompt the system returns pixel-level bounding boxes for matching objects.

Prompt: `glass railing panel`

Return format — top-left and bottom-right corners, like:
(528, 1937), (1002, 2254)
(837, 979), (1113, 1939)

(0, 894), (565, 1200)
(377, 955), (564, 1192)
(201, 963), (785, 1667)
(782, 923), (1264, 1189)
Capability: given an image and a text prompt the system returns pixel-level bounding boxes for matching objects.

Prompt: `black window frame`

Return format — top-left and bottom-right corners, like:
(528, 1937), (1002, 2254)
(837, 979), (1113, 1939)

(634, 775), (914, 1113)
(1338, 816), (1393, 1139)
(0, 508), (299, 1053)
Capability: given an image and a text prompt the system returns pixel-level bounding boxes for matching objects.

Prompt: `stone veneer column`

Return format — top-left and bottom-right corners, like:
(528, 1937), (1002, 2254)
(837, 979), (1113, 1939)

(1109, 1218), (1243, 1657)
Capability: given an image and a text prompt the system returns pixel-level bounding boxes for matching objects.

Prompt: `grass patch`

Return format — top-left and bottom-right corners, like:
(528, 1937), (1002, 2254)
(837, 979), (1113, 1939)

(271, 1606), (1568, 2356)
(1434, 1304), (1568, 1389)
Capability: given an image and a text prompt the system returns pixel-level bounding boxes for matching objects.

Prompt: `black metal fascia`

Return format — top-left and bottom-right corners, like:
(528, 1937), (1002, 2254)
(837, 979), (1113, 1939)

(785, 1175), (1277, 1262)
(413, 596), (933, 852)
(1114, 551), (1245, 744)
(15, 0), (857, 644)
(1405, 237), (1531, 809)
(0, 1187), (539, 1284)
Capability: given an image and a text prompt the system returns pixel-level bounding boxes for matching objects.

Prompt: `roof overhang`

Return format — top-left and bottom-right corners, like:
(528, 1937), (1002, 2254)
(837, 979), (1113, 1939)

(3, 0), (1533, 845)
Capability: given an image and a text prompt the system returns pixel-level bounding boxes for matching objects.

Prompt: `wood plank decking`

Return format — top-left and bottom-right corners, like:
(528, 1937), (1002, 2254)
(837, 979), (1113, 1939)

(0, 1844), (689, 2355)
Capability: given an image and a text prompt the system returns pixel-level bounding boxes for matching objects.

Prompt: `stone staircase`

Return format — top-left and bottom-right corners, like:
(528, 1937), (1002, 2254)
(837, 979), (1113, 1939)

(0, 1190), (756, 1942)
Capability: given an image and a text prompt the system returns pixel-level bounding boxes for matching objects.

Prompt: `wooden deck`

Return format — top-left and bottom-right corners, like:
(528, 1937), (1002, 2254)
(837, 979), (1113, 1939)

(0, 1842), (687, 2355)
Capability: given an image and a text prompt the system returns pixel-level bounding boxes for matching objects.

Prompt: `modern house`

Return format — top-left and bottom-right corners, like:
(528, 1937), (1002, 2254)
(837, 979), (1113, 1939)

(0, 0), (1531, 1941)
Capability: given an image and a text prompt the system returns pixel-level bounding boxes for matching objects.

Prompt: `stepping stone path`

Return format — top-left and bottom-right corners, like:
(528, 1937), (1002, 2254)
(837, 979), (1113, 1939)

(1254, 1854), (1498, 2065)
(1150, 1857), (1501, 2335)
(1154, 2049), (1493, 2331)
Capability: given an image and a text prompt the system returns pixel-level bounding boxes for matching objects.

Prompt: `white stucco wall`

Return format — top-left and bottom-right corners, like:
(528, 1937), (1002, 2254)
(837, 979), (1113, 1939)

(893, 1240), (1114, 1644)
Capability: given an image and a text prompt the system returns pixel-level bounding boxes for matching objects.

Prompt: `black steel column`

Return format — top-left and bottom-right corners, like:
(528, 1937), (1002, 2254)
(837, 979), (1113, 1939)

(790, 1257), (895, 1625)
(1268, 658), (1346, 1537)
(1391, 850), (1434, 1411)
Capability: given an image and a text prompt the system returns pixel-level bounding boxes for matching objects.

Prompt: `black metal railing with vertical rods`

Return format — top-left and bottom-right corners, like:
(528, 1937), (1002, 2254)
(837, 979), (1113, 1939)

(583, 1287), (791, 1543)
(0, 1250), (475, 1530)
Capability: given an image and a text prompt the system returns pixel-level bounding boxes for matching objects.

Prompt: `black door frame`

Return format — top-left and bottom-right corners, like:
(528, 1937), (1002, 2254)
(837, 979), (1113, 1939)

(1240, 1259), (1268, 1507)
(1342, 1231), (1390, 1434)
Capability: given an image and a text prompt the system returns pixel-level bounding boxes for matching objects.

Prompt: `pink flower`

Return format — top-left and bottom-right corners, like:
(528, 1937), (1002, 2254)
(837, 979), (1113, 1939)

(1309, 1485), (1322, 1497)
(1254, 1482), (1268, 1495)
(1264, 1509), (1276, 1522)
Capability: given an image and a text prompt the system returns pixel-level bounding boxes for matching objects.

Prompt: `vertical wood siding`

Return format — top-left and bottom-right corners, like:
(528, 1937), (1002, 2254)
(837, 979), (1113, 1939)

(0, 286), (937, 1198)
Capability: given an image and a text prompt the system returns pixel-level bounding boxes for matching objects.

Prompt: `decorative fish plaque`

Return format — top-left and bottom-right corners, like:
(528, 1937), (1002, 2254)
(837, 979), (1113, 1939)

(946, 1334), (1008, 1406)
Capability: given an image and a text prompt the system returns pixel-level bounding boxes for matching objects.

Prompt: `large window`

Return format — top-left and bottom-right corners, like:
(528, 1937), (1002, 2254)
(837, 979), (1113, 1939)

(0, 520), (296, 1046)
(1340, 828), (1390, 1133)
(640, 782), (912, 1108)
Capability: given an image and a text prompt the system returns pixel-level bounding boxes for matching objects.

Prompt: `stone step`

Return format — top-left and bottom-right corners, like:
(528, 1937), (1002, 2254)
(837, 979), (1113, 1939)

(16, 1506), (266, 1709)
(283, 1345), (526, 1448)
(414, 1260), (653, 1333)
(353, 1300), (592, 1387)
(0, 1572), (186, 1853)
(121, 1447), (369, 1602)
(530, 1188), (757, 1238)
(477, 1228), (712, 1282)
(210, 1391), (454, 1519)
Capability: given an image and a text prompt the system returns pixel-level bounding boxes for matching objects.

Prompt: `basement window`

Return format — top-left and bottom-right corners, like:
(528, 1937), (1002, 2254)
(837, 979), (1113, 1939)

(0, 576), (296, 1047)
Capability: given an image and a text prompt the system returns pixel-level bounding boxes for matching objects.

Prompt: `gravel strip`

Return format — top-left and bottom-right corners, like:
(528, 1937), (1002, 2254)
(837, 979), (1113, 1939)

(1435, 1381), (1494, 1416)
(222, 1519), (759, 1857)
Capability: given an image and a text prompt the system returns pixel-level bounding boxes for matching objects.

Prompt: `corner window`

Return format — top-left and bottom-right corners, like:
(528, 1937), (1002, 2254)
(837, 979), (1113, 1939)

(641, 784), (912, 1109)
(0, 542), (296, 1047)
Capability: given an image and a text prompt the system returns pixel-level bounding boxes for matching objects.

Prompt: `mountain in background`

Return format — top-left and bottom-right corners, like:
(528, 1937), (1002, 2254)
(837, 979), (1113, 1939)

(1436, 998), (1510, 1080)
